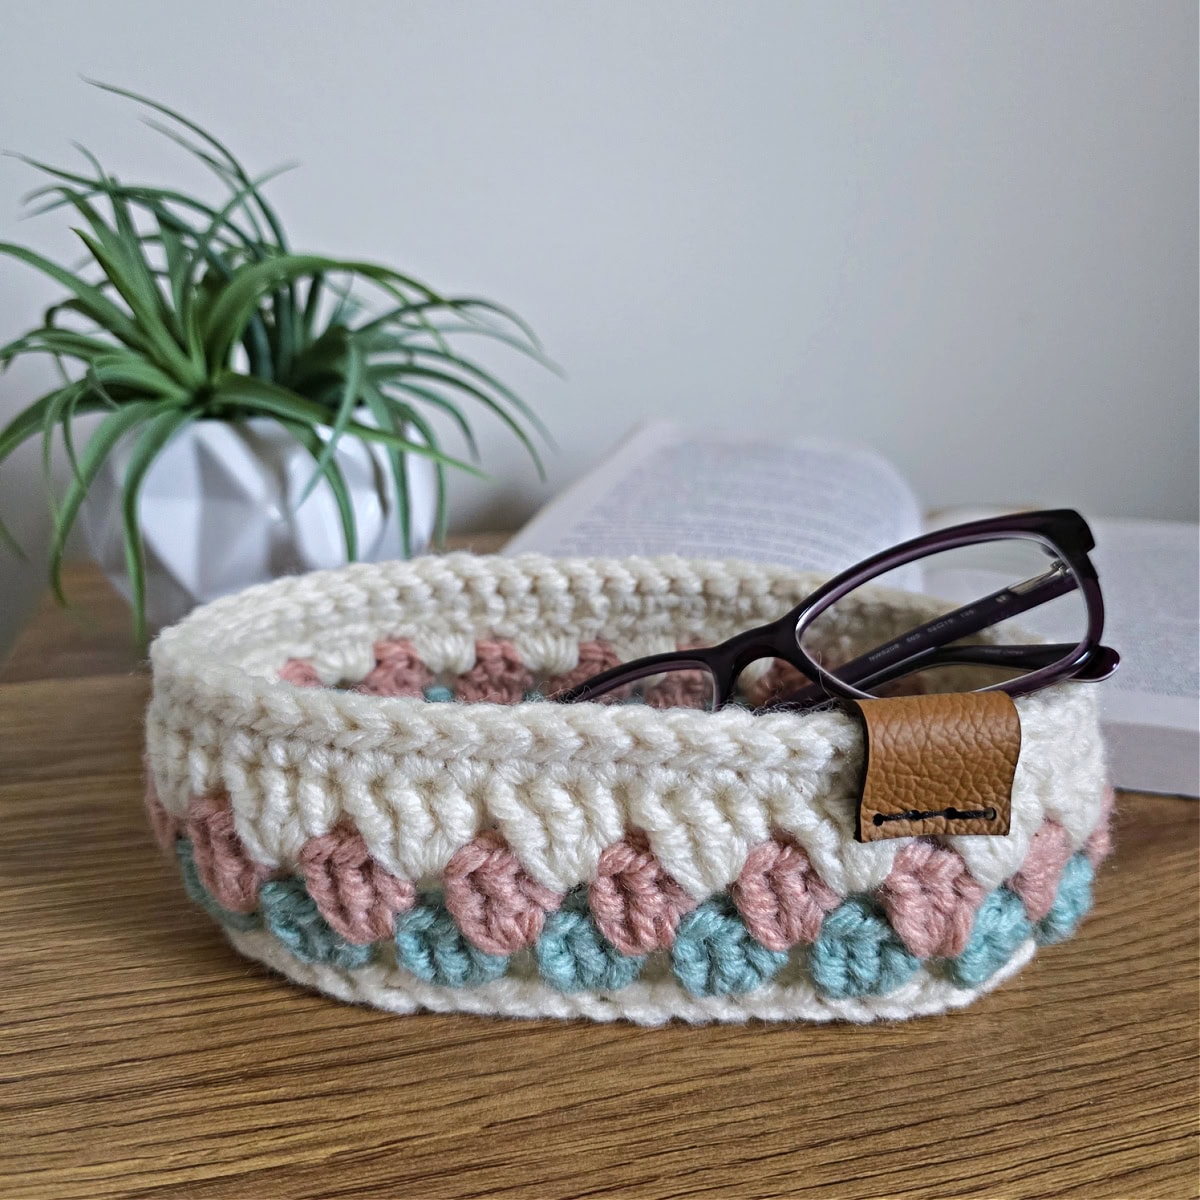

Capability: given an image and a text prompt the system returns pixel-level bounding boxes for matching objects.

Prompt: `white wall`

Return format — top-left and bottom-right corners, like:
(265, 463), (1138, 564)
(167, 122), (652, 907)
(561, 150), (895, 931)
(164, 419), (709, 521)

(1, 1), (1196, 653)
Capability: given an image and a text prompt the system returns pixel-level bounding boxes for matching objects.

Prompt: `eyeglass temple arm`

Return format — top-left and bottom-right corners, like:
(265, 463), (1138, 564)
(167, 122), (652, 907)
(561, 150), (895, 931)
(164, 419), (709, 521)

(795, 564), (1078, 697)
(892, 641), (1116, 677)
(766, 640), (1116, 711)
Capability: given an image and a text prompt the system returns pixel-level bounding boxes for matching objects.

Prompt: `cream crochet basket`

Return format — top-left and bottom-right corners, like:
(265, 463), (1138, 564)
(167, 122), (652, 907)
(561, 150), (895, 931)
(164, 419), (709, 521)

(144, 553), (1113, 1025)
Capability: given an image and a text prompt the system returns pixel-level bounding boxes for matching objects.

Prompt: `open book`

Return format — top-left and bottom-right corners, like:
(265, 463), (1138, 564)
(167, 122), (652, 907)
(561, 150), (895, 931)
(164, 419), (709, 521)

(505, 421), (1199, 797)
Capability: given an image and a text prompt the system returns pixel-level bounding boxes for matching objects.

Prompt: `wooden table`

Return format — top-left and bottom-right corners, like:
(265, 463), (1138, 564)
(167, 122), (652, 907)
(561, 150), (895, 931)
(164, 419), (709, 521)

(2, 563), (1197, 1199)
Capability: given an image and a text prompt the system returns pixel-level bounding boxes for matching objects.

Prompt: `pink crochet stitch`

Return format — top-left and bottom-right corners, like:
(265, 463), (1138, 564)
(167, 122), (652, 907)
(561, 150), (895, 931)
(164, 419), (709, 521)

(877, 839), (987, 959)
(1009, 821), (1075, 921)
(186, 792), (274, 914)
(142, 763), (178, 855)
(443, 831), (563, 955)
(453, 641), (535, 705)
(356, 639), (435, 698)
(278, 658), (323, 688)
(542, 641), (630, 700)
(1085, 785), (1116, 866)
(746, 659), (808, 708)
(643, 667), (713, 710)
(589, 831), (698, 955)
(299, 825), (416, 943)
(731, 837), (841, 951)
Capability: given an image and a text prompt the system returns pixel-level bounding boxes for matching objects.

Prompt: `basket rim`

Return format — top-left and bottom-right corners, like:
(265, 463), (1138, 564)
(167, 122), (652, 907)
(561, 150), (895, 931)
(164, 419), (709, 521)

(148, 550), (1055, 755)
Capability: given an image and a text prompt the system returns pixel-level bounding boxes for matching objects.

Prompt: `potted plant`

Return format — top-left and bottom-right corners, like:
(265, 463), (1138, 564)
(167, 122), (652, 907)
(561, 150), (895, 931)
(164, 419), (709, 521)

(0, 82), (553, 646)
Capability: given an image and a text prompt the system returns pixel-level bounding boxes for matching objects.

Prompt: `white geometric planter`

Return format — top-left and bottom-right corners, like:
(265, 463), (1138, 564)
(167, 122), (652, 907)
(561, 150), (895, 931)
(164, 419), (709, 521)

(80, 417), (437, 631)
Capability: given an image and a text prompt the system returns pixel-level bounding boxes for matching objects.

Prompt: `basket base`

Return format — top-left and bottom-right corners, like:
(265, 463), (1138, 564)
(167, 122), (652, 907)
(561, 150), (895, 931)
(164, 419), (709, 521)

(225, 927), (1036, 1026)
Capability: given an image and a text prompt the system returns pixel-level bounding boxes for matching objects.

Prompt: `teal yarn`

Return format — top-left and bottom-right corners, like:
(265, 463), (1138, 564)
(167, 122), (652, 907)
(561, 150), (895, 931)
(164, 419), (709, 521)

(809, 897), (919, 999)
(395, 898), (510, 987)
(423, 685), (454, 703)
(671, 898), (788, 997)
(948, 887), (1032, 987)
(536, 892), (645, 992)
(175, 838), (261, 932)
(1036, 854), (1094, 946)
(259, 877), (377, 969)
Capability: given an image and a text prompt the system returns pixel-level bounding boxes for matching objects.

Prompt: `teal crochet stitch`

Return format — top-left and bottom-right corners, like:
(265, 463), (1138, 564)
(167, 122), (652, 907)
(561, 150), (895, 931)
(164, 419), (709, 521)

(176, 839), (261, 933)
(395, 898), (510, 986)
(536, 892), (645, 992)
(949, 887), (1032, 987)
(809, 897), (920, 999)
(672, 898), (788, 996)
(1036, 854), (1094, 946)
(259, 877), (377, 969)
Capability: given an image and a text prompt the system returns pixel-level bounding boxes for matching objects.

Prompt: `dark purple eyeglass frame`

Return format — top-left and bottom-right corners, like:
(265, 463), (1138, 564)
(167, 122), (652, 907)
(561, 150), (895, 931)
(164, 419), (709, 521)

(554, 508), (1120, 712)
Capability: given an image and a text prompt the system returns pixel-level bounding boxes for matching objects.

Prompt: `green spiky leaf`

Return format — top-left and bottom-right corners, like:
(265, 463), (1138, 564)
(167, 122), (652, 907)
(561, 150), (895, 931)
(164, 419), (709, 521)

(120, 408), (196, 648)
(45, 400), (162, 606)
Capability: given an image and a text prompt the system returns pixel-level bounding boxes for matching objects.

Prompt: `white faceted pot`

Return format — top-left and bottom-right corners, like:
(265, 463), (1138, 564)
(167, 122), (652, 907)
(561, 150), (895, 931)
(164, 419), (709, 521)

(80, 417), (437, 631)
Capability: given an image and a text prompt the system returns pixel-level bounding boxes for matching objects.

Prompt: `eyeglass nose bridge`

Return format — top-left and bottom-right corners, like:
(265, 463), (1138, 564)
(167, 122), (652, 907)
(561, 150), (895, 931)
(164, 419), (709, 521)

(714, 613), (819, 690)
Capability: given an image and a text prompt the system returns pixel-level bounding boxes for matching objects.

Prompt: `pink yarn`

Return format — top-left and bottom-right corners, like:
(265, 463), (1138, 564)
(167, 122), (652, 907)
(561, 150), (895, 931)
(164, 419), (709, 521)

(747, 659), (808, 708)
(142, 760), (178, 855)
(1009, 821), (1075, 921)
(453, 641), (534, 705)
(443, 831), (563, 954)
(186, 792), (274, 914)
(279, 658), (323, 687)
(542, 641), (631, 700)
(730, 838), (841, 951)
(878, 840), (987, 959)
(1085, 785), (1116, 867)
(589, 831), (698, 955)
(299, 825), (415, 944)
(356, 639), (434, 698)
(643, 668), (714, 710)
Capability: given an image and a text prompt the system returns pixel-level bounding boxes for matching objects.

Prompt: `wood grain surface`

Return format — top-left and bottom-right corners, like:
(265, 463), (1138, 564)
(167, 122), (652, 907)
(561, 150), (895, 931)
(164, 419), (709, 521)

(1, 564), (1197, 1199)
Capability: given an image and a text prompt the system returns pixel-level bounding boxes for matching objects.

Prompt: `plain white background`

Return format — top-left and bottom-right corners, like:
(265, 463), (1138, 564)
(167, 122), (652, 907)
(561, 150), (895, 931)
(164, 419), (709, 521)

(0, 1), (1196, 653)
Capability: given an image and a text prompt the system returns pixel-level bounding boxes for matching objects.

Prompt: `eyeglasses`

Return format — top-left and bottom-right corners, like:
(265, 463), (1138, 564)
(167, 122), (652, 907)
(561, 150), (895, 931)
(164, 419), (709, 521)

(553, 509), (1120, 713)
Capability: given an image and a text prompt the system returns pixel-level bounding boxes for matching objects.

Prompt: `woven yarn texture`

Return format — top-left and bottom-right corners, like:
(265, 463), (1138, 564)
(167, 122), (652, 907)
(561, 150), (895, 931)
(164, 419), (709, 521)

(145, 553), (1112, 1024)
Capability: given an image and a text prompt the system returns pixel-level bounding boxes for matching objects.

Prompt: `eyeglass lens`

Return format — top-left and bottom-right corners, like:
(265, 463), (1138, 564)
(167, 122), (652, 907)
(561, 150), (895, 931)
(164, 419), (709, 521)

(796, 536), (1089, 698)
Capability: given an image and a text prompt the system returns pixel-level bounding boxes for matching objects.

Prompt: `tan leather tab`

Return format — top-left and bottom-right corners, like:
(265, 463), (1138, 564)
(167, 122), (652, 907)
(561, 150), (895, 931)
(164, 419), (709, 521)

(851, 692), (1020, 842)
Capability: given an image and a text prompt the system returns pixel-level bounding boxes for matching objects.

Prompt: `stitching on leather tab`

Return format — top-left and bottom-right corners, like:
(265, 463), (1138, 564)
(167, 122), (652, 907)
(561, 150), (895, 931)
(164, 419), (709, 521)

(873, 806), (998, 827)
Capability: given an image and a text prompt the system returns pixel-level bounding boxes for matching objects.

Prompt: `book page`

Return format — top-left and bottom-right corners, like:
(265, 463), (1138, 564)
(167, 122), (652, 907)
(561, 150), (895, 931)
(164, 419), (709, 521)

(1090, 518), (1199, 701)
(1088, 519), (1199, 794)
(505, 420), (923, 575)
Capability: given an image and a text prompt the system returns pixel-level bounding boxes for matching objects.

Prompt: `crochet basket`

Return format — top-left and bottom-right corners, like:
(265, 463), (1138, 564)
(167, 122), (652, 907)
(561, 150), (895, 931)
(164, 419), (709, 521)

(144, 553), (1113, 1025)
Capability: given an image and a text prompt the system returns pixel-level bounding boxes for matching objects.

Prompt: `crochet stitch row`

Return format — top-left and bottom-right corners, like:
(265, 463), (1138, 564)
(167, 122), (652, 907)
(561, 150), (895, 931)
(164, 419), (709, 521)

(148, 778), (1111, 1001)
(166, 823), (1100, 1002)
(279, 637), (798, 709)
